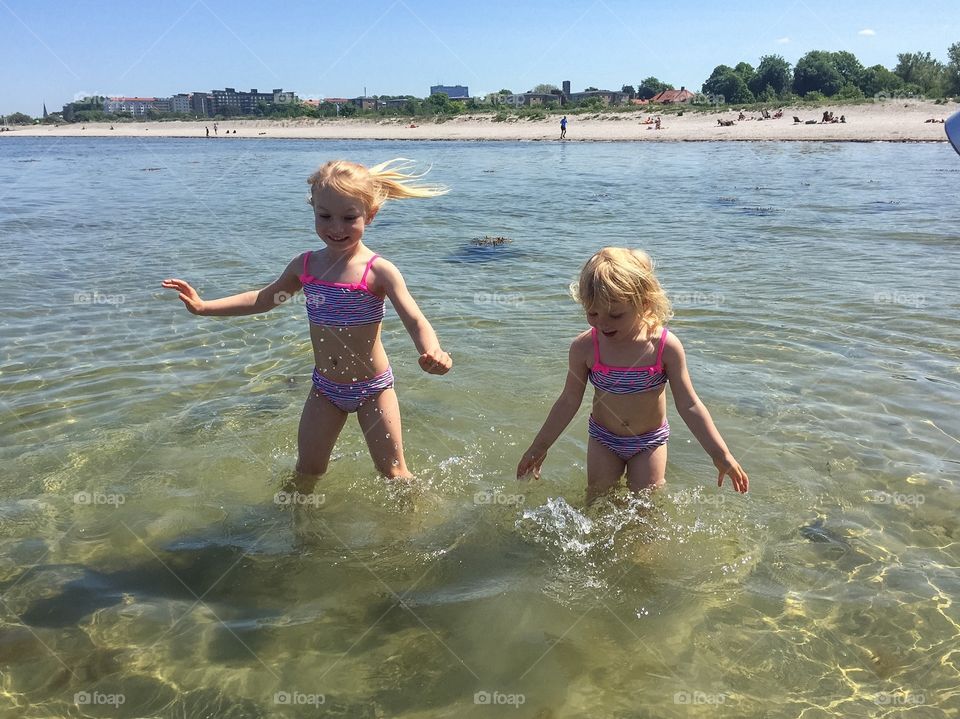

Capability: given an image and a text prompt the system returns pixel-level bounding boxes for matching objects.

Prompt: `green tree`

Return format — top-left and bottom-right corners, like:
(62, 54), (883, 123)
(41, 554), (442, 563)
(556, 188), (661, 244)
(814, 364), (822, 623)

(637, 76), (672, 99)
(713, 71), (755, 104)
(947, 42), (960, 95)
(426, 92), (461, 114)
(498, 89), (513, 95)
(894, 51), (946, 95)
(749, 55), (792, 97)
(859, 65), (904, 97)
(703, 65), (755, 102)
(531, 83), (558, 93)
(831, 51), (865, 89)
(621, 84), (636, 96)
(793, 51), (843, 96)
(6, 112), (33, 124)
(734, 62), (756, 87)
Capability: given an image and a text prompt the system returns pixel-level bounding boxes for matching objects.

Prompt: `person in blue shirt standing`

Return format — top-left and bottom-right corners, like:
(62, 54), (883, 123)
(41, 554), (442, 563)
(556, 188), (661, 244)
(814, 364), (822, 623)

(560, 115), (567, 139)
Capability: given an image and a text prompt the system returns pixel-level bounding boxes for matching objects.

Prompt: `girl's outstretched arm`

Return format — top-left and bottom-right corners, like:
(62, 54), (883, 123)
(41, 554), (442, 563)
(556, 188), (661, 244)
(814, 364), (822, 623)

(663, 334), (749, 493)
(162, 255), (303, 317)
(517, 334), (590, 480)
(374, 259), (452, 375)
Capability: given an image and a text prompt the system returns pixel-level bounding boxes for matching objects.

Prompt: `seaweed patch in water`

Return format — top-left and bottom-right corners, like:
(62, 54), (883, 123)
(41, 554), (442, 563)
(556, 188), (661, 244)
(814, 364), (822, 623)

(471, 235), (513, 246)
(738, 206), (785, 216)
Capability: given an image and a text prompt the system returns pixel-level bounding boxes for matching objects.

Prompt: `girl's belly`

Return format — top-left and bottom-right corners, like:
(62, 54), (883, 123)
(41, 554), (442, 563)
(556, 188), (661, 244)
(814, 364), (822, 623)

(591, 388), (667, 436)
(309, 324), (390, 382)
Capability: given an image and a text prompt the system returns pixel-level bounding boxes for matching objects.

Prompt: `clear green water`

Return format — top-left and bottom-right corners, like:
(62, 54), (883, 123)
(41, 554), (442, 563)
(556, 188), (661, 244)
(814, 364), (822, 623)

(0, 138), (958, 717)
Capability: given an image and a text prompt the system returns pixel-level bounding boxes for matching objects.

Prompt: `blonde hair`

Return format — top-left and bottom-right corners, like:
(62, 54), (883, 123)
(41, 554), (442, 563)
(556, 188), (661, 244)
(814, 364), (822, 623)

(572, 247), (673, 329)
(307, 158), (448, 216)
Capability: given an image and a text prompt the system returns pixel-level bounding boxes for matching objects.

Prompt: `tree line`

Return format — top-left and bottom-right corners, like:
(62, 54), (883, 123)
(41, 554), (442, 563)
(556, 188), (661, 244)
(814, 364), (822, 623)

(701, 44), (960, 104)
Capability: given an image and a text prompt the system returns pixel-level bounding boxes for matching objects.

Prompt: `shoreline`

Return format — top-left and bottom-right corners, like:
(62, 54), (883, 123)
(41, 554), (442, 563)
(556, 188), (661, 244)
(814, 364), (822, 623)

(2, 101), (953, 143)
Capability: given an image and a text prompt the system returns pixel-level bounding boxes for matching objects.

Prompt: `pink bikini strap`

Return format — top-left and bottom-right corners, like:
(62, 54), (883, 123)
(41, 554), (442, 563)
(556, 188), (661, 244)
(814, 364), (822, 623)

(655, 328), (669, 367)
(301, 251), (312, 276)
(591, 327), (601, 366)
(360, 254), (379, 287)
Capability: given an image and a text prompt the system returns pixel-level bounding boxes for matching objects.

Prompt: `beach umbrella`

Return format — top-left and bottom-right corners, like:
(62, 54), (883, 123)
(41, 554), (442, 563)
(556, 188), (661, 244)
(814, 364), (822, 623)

(947, 111), (960, 156)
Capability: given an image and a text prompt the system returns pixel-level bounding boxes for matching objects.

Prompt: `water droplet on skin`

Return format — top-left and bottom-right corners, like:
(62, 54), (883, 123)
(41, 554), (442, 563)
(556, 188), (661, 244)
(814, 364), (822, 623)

(385, 433), (390, 438)
(392, 460), (400, 466)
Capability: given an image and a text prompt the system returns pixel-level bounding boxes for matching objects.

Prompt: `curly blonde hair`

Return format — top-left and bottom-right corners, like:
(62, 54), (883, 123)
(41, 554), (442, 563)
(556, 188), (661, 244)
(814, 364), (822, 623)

(307, 158), (448, 217)
(572, 247), (673, 329)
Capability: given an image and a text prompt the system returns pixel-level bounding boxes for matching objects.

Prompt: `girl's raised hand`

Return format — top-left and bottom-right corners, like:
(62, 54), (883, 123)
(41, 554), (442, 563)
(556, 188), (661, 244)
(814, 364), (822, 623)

(517, 447), (546, 481)
(418, 347), (452, 375)
(715, 453), (749, 493)
(161, 278), (205, 315)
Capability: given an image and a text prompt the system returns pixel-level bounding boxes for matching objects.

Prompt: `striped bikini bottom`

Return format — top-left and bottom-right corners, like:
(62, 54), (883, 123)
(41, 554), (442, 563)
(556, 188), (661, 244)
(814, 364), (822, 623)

(588, 416), (670, 461)
(311, 367), (394, 413)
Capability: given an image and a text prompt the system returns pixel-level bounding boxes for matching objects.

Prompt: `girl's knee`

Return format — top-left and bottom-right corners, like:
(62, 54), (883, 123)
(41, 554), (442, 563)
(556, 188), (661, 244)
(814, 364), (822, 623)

(296, 456), (329, 477)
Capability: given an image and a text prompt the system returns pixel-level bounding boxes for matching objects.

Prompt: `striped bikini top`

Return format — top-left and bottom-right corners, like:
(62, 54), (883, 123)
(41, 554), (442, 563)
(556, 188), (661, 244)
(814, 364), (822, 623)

(588, 327), (669, 395)
(299, 251), (385, 327)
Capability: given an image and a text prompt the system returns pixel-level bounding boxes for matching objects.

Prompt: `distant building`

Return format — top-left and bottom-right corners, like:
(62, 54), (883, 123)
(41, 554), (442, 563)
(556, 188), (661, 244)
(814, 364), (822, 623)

(568, 89), (624, 106)
(208, 88), (296, 116)
(430, 84), (468, 99)
(650, 87), (695, 104)
(504, 92), (563, 108)
(190, 92), (212, 116)
(352, 97), (377, 111)
(103, 97), (162, 116)
(170, 94), (192, 113)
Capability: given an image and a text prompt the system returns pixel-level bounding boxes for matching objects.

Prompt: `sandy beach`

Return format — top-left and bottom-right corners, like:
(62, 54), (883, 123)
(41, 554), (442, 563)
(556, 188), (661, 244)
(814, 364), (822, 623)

(2, 101), (954, 143)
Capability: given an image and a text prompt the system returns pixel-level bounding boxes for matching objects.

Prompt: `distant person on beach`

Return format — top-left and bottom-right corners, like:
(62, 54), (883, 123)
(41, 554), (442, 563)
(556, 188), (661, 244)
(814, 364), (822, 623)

(560, 115), (567, 139)
(213, 123), (218, 135)
(517, 248), (749, 500)
(162, 159), (452, 480)
(205, 126), (209, 137)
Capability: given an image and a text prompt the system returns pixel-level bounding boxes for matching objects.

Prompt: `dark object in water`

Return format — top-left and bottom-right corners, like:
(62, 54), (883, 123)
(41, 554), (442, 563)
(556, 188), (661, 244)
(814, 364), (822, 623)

(799, 517), (850, 548)
(472, 235), (513, 246)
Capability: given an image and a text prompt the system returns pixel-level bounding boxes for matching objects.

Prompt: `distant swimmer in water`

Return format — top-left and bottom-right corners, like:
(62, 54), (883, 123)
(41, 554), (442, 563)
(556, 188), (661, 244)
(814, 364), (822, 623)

(517, 248), (749, 502)
(162, 159), (452, 480)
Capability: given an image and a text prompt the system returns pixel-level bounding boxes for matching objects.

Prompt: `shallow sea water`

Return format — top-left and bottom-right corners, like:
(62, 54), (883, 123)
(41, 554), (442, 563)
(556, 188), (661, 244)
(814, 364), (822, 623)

(0, 137), (958, 717)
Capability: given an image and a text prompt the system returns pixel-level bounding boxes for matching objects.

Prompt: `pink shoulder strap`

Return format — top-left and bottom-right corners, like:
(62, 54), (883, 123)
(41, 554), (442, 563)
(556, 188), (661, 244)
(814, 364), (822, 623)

(655, 328), (669, 366)
(360, 254), (379, 287)
(301, 251), (312, 276)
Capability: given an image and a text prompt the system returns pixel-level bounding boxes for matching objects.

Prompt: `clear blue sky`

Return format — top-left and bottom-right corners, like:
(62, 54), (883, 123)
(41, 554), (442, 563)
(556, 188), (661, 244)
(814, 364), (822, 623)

(1, 0), (956, 115)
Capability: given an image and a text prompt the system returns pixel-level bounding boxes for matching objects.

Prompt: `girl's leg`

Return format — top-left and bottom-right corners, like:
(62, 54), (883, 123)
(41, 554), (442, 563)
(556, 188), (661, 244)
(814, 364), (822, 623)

(356, 387), (411, 480)
(625, 443), (668, 492)
(296, 390), (348, 477)
(586, 436), (626, 503)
